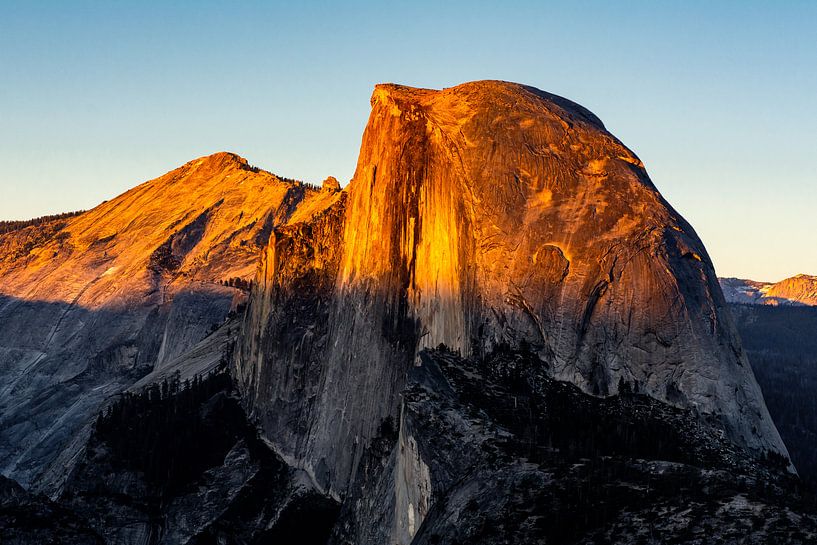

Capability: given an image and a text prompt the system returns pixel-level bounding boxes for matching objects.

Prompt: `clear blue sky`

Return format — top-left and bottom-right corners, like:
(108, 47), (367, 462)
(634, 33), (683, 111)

(1, 1), (815, 281)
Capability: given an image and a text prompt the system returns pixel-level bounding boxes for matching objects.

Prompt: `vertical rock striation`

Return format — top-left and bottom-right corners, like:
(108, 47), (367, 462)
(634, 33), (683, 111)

(235, 79), (787, 513)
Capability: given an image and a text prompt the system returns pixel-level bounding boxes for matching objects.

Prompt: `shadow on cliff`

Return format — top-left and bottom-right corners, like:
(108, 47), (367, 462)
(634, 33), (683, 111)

(0, 293), (151, 489)
(1, 367), (339, 544)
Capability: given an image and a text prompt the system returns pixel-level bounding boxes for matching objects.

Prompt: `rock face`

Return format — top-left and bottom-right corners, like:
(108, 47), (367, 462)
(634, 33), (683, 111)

(56, 369), (338, 545)
(0, 365), (340, 545)
(235, 79), (787, 513)
(0, 152), (328, 491)
(335, 348), (815, 545)
(721, 274), (817, 306)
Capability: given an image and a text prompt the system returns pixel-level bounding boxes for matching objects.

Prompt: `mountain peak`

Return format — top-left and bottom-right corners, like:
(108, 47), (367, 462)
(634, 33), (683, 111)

(321, 176), (341, 192)
(371, 80), (607, 131)
(0, 148), (328, 488)
(183, 151), (252, 174)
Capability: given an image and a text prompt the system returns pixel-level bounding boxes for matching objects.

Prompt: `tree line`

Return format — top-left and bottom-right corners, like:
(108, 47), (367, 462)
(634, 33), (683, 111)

(220, 277), (253, 291)
(730, 303), (817, 487)
(92, 364), (240, 495)
(0, 210), (85, 236)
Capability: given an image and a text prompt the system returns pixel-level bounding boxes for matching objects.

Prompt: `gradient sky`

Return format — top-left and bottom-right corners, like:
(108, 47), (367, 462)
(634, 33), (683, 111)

(1, 1), (815, 281)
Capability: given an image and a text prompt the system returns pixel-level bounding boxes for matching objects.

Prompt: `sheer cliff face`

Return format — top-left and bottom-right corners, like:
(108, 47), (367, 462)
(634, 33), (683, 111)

(0, 152), (323, 490)
(235, 81), (787, 499)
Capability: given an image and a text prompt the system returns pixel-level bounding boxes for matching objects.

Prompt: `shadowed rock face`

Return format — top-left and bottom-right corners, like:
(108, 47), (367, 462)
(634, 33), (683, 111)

(235, 80), (787, 503)
(0, 152), (333, 491)
(336, 348), (813, 545)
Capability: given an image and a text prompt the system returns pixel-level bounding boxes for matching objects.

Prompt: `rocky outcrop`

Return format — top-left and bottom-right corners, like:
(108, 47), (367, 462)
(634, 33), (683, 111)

(322, 176), (342, 192)
(0, 152), (327, 492)
(235, 81), (787, 508)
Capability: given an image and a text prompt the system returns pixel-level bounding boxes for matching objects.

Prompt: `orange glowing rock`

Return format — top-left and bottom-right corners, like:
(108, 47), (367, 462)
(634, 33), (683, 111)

(234, 81), (787, 500)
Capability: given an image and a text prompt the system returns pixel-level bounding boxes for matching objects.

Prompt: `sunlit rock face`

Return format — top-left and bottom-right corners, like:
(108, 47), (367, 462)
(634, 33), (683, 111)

(0, 152), (326, 491)
(235, 81), (787, 501)
(765, 274), (817, 305)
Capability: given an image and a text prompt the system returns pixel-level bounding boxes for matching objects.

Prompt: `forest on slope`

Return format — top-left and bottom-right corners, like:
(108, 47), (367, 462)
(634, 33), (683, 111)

(731, 303), (817, 486)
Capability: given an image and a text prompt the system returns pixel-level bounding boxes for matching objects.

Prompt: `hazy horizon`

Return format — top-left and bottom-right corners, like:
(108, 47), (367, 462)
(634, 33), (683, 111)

(1, 1), (815, 282)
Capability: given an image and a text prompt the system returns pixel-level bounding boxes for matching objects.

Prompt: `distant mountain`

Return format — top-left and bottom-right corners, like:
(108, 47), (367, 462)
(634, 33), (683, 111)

(767, 274), (817, 305)
(723, 274), (817, 486)
(720, 274), (817, 306)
